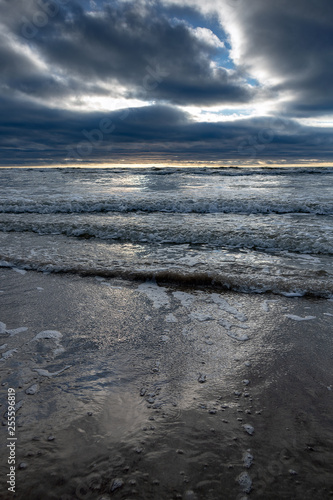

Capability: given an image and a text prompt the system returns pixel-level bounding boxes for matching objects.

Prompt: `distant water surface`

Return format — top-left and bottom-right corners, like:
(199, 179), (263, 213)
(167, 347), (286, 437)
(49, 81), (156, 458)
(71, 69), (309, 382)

(0, 166), (332, 297)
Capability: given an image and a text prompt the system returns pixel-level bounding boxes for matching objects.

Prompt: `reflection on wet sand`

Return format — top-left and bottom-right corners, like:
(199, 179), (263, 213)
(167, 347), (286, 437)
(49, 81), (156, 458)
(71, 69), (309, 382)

(0, 269), (332, 499)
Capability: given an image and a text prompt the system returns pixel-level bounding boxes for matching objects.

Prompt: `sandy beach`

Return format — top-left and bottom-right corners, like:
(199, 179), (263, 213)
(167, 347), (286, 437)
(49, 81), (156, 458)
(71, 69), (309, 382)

(0, 267), (332, 499)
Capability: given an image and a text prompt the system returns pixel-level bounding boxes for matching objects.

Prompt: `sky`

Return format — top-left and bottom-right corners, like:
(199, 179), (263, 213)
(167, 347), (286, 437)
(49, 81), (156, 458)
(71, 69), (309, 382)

(1, 0), (333, 166)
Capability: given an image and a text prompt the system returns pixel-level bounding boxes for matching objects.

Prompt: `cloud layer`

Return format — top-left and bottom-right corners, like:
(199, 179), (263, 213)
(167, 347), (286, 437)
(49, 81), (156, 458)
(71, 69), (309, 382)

(0, 0), (332, 165)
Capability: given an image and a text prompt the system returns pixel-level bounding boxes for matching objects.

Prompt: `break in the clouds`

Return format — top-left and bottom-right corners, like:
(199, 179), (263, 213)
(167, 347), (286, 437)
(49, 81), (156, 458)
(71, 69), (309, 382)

(0, 0), (333, 165)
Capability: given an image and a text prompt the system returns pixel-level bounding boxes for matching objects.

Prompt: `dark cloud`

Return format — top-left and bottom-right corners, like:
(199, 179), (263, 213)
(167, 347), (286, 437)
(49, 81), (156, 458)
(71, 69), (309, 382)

(0, 96), (332, 165)
(221, 0), (333, 116)
(0, 0), (332, 164)
(0, 0), (256, 106)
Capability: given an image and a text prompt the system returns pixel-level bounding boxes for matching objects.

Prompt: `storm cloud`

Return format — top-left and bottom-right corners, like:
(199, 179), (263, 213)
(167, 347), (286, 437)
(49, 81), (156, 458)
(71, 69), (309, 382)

(0, 0), (332, 165)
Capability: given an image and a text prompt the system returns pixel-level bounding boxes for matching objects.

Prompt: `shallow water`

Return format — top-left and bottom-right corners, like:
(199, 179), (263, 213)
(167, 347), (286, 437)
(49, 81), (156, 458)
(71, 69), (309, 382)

(0, 166), (332, 297)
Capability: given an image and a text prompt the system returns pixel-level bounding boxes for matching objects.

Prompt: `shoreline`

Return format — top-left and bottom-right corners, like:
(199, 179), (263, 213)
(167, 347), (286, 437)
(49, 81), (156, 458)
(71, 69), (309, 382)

(0, 268), (332, 499)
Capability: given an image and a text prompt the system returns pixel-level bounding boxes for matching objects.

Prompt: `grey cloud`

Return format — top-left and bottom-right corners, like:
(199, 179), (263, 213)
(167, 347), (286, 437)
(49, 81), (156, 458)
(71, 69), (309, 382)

(0, 0), (257, 106)
(219, 0), (333, 116)
(0, 96), (332, 165)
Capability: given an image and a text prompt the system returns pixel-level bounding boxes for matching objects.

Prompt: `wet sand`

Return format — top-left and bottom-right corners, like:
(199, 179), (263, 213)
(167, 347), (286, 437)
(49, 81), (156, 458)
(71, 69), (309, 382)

(0, 268), (332, 499)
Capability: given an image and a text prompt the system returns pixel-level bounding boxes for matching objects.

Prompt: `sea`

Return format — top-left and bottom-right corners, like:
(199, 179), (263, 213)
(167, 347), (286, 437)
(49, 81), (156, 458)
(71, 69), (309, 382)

(0, 165), (332, 298)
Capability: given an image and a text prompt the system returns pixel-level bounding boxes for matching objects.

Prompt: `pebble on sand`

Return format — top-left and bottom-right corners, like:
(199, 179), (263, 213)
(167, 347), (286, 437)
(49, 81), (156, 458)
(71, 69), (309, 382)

(25, 384), (39, 395)
(110, 478), (124, 492)
(243, 451), (254, 468)
(242, 424), (255, 435)
(237, 471), (252, 493)
(198, 374), (206, 383)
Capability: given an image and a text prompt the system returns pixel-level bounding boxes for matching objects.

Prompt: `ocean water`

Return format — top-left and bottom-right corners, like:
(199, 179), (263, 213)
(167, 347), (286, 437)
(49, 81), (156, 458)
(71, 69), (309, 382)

(0, 166), (332, 297)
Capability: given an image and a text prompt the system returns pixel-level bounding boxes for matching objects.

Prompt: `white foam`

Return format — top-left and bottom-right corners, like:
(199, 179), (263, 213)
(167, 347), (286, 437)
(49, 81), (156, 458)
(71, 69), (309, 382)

(7, 327), (28, 336)
(190, 312), (213, 322)
(211, 294), (247, 321)
(324, 312), (333, 316)
(261, 301), (269, 312)
(285, 314), (316, 321)
(34, 365), (71, 377)
(12, 268), (27, 275)
(0, 322), (6, 334)
(37, 287), (44, 291)
(0, 344), (8, 350)
(31, 330), (64, 357)
(161, 335), (170, 342)
(32, 330), (62, 341)
(172, 291), (195, 308)
(1, 349), (18, 360)
(53, 346), (65, 356)
(165, 313), (178, 323)
(218, 318), (232, 331)
(137, 283), (170, 309)
(225, 331), (249, 341)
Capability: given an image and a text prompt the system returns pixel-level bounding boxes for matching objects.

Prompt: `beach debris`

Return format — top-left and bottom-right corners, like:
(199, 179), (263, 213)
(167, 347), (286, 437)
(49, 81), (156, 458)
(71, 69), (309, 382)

(289, 469), (298, 475)
(237, 472), (252, 493)
(285, 314), (316, 321)
(34, 365), (71, 378)
(18, 462), (28, 470)
(243, 451), (254, 468)
(37, 287), (44, 291)
(47, 435), (55, 441)
(243, 424), (255, 435)
(25, 384), (39, 395)
(161, 335), (170, 342)
(198, 374), (206, 383)
(140, 388), (146, 397)
(244, 361), (252, 367)
(242, 380), (250, 386)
